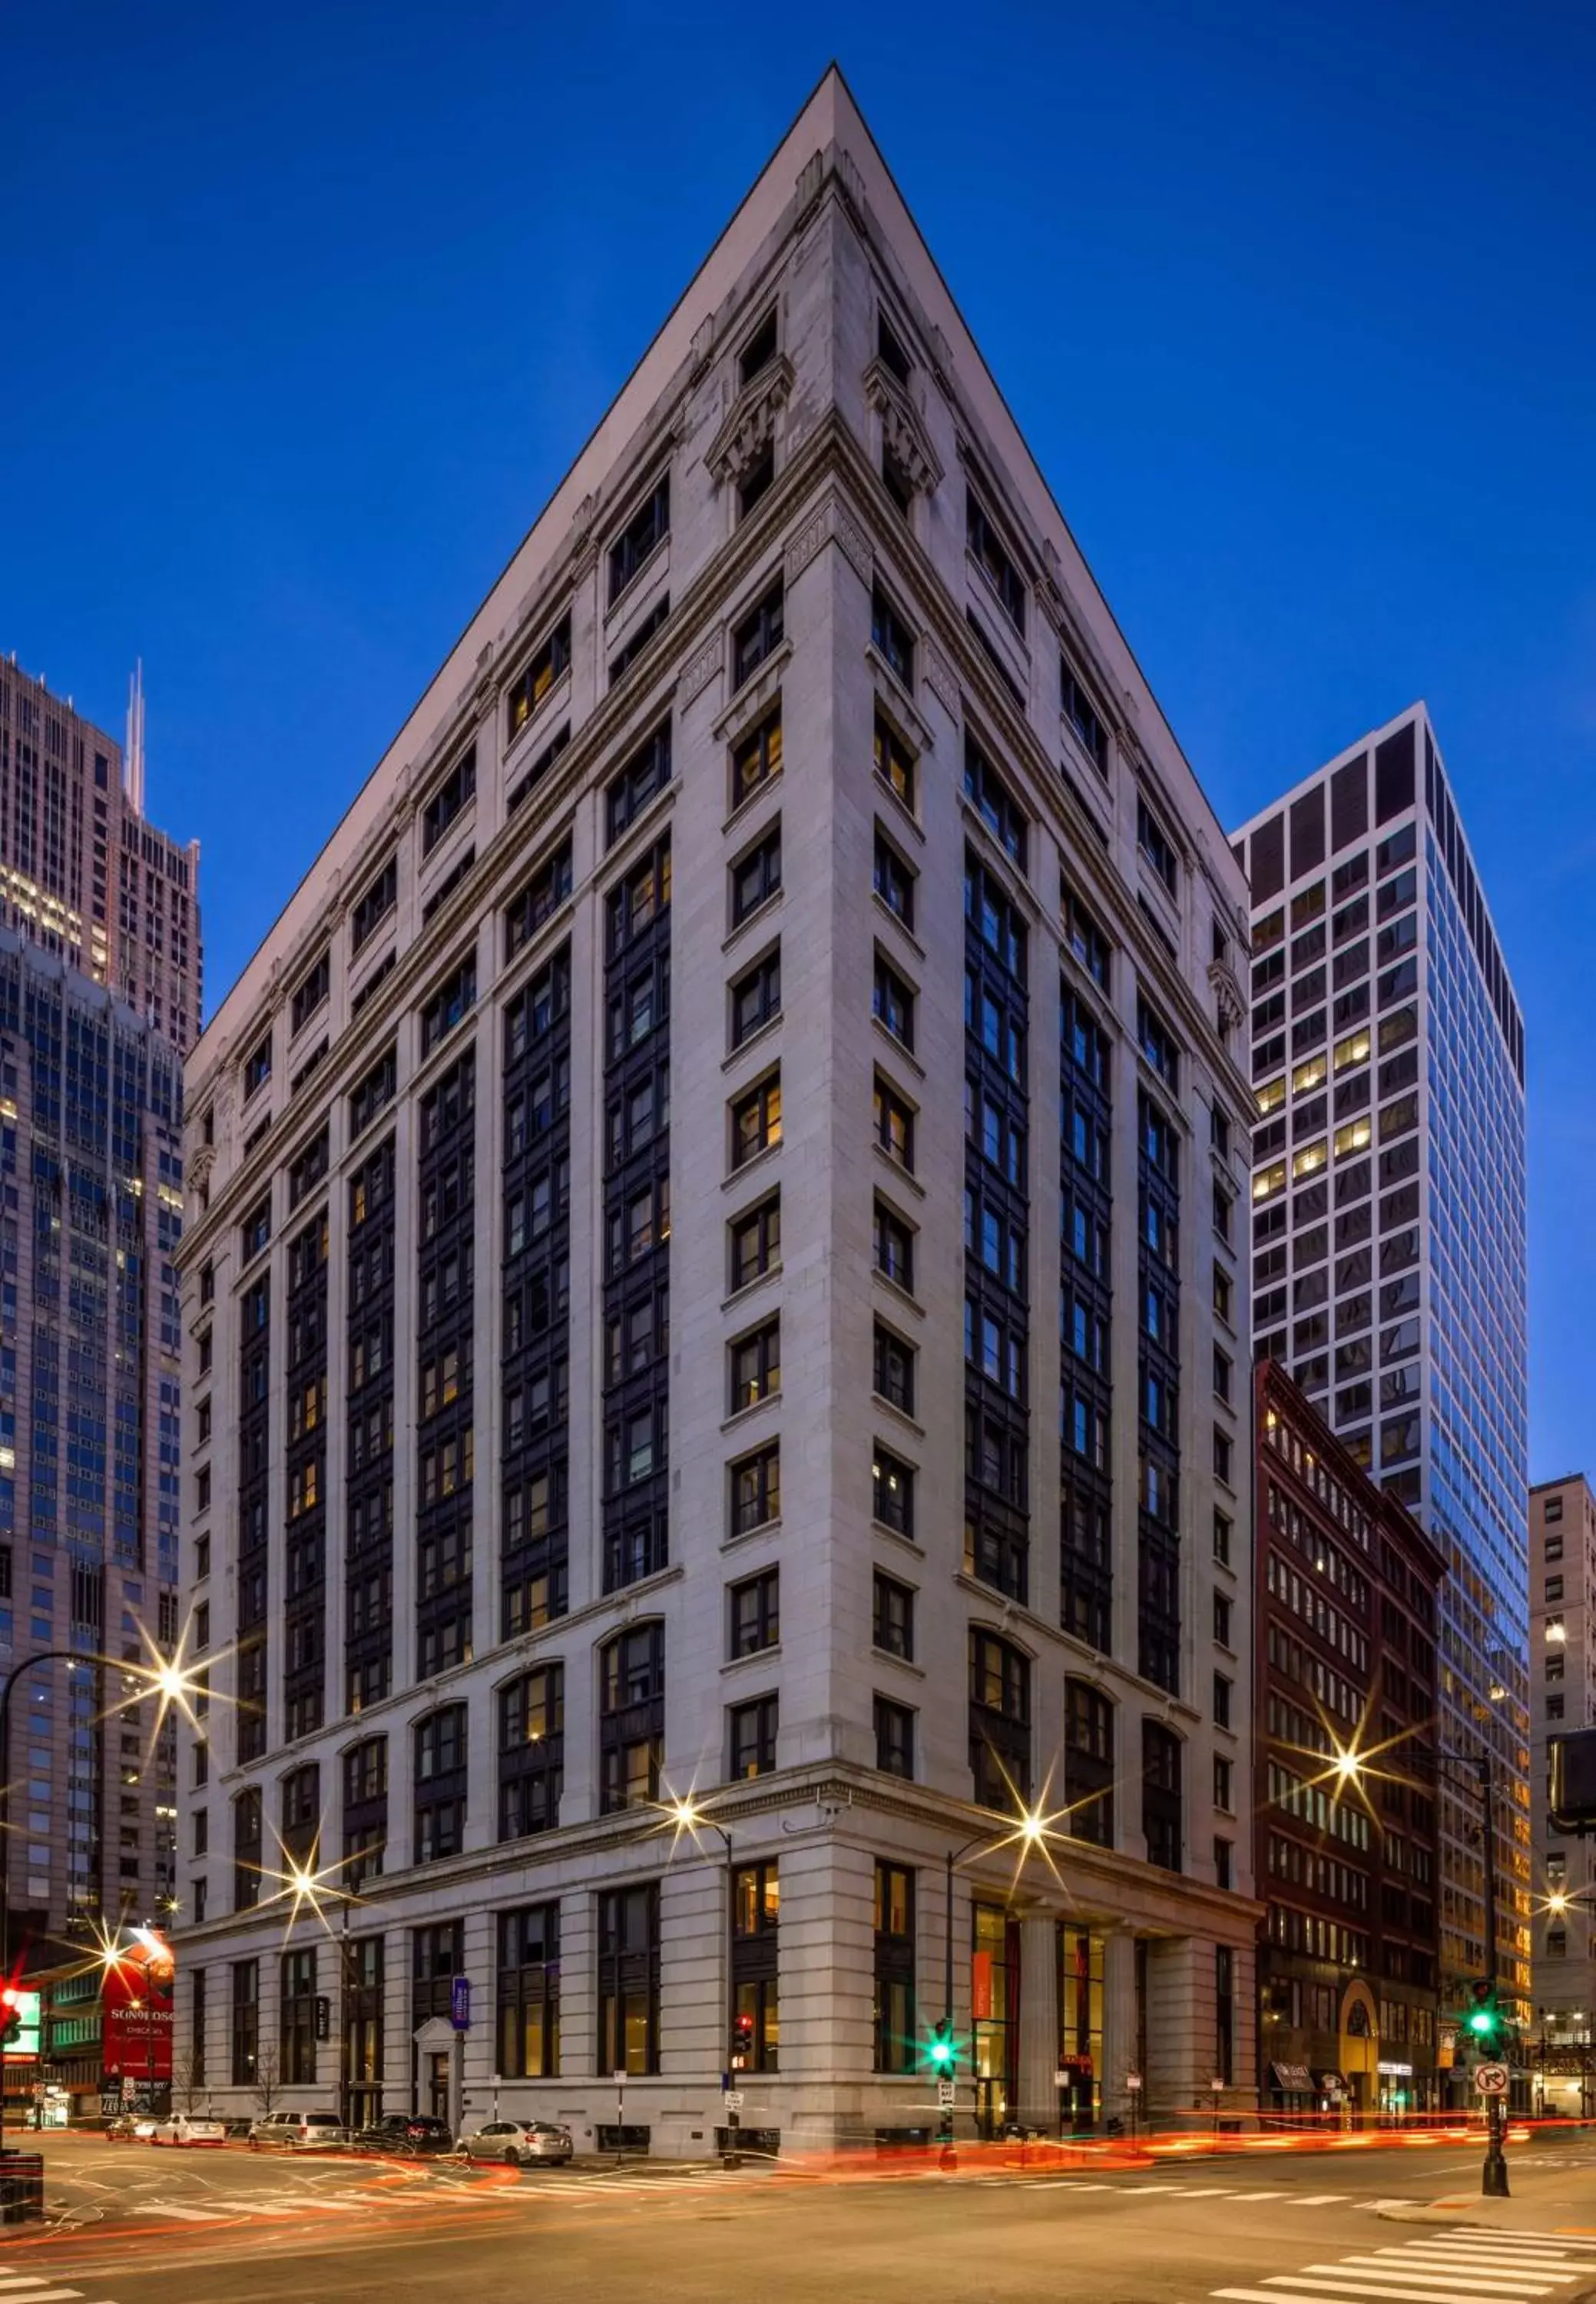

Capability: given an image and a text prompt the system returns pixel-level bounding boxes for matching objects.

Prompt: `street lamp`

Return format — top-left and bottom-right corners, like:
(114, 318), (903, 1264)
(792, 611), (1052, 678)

(939, 1802), (1054, 2157)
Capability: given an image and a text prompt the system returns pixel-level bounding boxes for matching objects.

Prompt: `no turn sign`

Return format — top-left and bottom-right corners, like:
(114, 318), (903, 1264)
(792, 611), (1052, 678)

(1473, 2061), (1510, 2096)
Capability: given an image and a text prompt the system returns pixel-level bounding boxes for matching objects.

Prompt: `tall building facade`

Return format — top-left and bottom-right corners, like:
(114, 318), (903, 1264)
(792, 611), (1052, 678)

(0, 657), (201, 1053)
(174, 71), (1259, 2153)
(0, 927), (188, 2110)
(1529, 1475), (1596, 2081)
(1254, 1361), (1445, 2114)
(1232, 710), (1531, 2052)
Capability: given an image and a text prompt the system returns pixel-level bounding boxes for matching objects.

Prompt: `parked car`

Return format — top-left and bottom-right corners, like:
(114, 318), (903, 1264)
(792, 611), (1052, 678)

(461, 2118), (573, 2167)
(105, 2112), (158, 2143)
(355, 2113), (455, 2157)
(247, 2110), (346, 2149)
(151, 2113), (227, 2148)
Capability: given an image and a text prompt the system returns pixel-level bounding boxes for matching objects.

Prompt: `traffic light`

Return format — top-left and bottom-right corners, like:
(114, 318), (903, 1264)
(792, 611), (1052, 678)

(0, 1991), (22, 2049)
(925, 2021), (955, 2075)
(1466, 1980), (1505, 2053)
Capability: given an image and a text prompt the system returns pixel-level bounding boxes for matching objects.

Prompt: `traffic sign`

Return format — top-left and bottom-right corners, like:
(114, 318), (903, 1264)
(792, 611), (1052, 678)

(1124, 2074), (1143, 2092)
(723, 2090), (745, 2113)
(1473, 2061), (1510, 2096)
(936, 2079), (955, 2109)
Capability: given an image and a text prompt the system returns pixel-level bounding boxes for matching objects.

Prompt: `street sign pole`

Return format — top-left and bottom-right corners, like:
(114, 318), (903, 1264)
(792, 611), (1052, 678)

(613, 2069), (626, 2167)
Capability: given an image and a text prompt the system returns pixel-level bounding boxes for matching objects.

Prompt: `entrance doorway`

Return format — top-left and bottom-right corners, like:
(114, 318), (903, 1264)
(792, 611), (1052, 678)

(424, 2052), (449, 2122)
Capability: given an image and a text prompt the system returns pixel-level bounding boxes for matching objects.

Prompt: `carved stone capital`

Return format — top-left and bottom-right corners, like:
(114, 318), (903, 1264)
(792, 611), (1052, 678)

(1207, 957), (1247, 1032)
(705, 356), (794, 490)
(863, 361), (943, 496)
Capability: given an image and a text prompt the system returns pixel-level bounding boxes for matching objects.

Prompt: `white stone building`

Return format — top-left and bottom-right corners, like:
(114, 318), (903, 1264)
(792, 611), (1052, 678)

(174, 68), (1258, 2155)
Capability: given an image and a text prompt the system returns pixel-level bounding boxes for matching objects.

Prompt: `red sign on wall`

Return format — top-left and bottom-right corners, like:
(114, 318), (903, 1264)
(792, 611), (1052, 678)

(970, 1951), (993, 2022)
(101, 1927), (174, 2083)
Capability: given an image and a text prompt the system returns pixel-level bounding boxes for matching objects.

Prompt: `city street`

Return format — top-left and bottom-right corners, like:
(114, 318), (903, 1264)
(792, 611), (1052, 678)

(10, 2136), (1596, 2304)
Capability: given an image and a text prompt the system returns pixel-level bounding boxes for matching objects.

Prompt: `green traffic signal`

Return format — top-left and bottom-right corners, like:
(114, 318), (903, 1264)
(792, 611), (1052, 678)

(929, 2038), (953, 2068)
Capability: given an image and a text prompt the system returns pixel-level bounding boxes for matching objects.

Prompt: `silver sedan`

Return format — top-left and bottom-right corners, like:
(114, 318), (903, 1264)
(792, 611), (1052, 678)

(462, 2118), (574, 2167)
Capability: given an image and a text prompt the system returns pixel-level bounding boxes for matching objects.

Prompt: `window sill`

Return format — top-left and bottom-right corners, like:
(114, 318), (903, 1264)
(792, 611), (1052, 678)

(870, 1016), (923, 1080)
(872, 1143), (924, 1200)
(872, 767), (925, 846)
(871, 1269), (922, 1321)
(723, 1011), (782, 1072)
(725, 1138), (782, 1191)
(716, 639), (792, 740)
(863, 641), (926, 738)
(870, 889), (924, 958)
(871, 1645), (925, 1680)
(722, 1518), (782, 1552)
(723, 766), (784, 843)
(723, 1262), (782, 1316)
(723, 1644), (782, 1676)
(871, 1517), (922, 1556)
(604, 531), (670, 630)
(721, 1395), (780, 1439)
(870, 1391), (923, 1440)
(723, 886), (783, 959)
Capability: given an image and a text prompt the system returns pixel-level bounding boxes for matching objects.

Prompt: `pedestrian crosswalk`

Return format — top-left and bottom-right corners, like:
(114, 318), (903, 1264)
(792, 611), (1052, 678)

(122, 2163), (740, 2223)
(982, 2178), (1362, 2206)
(0, 2266), (121, 2304)
(1210, 2223), (1596, 2304)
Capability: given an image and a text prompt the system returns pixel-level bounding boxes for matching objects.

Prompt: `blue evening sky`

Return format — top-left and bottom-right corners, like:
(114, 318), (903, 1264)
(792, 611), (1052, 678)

(3, 3), (1591, 1479)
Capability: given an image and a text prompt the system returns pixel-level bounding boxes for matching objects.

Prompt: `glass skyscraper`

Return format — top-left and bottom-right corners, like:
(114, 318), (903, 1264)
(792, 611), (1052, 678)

(1232, 703), (1530, 2047)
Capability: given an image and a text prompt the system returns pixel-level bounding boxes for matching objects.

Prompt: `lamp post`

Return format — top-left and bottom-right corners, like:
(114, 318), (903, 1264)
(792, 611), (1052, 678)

(656, 1800), (737, 2166)
(939, 1809), (1048, 2159)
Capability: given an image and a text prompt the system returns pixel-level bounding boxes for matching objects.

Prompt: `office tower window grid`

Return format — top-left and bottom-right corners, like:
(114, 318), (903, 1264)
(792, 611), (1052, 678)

(346, 1137), (396, 1714)
(1061, 972), (1113, 1652)
(1137, 1074), (1181, 1693)
(282, 1206), (328, 1743)
(416, 1048), (476, 1680)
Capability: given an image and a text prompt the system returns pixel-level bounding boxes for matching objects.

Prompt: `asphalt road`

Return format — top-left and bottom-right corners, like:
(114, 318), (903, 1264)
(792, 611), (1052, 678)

(14, 2134), (1596, 2304)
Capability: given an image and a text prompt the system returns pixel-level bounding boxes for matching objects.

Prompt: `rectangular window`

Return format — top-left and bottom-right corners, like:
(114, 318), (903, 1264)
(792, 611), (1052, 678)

(874, 1200), (914, 1291)
(730, 1074), (782, 1170)
(733, 581), (784, 689)
(872, 1323), (915, 1415)
(606, 724), (672, 846)
(608, 476), (670, 604)
(505, 616), (571, 738)
(873, 1073), (915, 1170)
(731, 710), (783, 808)
(1137, 796), (1178, 899)
(967, 493), (1025, 632)
(243, 1032), (272, 1101)
(728, 1694), (778, 1779)
(729, 1194), (780, 1292)
(352, 857), (398, 952)
(496, 1905), (560, 2078)
(873, 954), (916, 1050)
(422, 745), (476, 856)
(873, 713), (916, 810)
(419, 955), (476, 1056)
(873, 1571), (915, 1659)
(870, 584), (914, 687)
(873, 829), (916, 928)
(597, 1884), (660, 2075)
(873, 1444), (915, 1537)
(729, 1568), (780, 1658)
(874, 1696), (915, 1779)
(1061, 655), (1108, 773)
(290, 953), (329, 1037)
(731, 825), (782, 927)
(729, 1442), (780, 1536)
(729, 1319), (781, 1414)
(730, 947), (781, 1049)
(873, 1860), (916, 2074)
(963, 737), (1027, 868)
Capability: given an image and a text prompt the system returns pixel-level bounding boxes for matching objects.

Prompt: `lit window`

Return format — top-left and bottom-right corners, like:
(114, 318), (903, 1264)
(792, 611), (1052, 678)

(1292, 1055), (1326, 1094)
(1333, 1028), (1372, 1073)
(1333, 1118), (1372, 1158)
(1253, 1161), (1286, 1203)
(1291, 1140), (1327, 1179)
(1257, 1076), (1286, 1116)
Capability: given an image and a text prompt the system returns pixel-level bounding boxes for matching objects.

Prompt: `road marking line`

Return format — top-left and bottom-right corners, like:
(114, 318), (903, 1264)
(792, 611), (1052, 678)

(130, 2203), (226, 2223)
(1218, 2287), (1535, 2304)
(1444, 2230), (1596, 2248)
(1180, 2187), (1240, 2197)
(1288, 2195), (1349, 2206)
(1394, 2248), (1587, 2269)
(0, 2286), (85, 2297)
(1227, 2190), (1289, 2200)
(1339, 2257), (1574, 2286)
(1291, 2269), (1565, 2296)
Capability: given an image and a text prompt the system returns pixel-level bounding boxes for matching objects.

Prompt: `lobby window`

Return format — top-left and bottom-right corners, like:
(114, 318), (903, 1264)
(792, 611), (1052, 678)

(230, 1960), (259, 2087)
(873, 1571), (915, 1660)
(728, 1693), (777, 1779)
(598, 1884), (660, 2074)
(870, 584), (914, 688)
(873, 712), (916, 810)
(505, 615), (571, 738)
(873, 1444), (915, 1538)
(422, 744), (476, 856)
(497, 1905), (559, 2079)
(280, 1948), (317, 2084)
(729, 1567), (779, 1658)
(608, 476), (670, 604)
(731, 1863), (780, 2074)
(875, 1696), (915, 1779)
(729, 1441), (780, 1536)
(873, 1860), (916, 2073)
(733, 581), (784, 690)
(730, 1073), (782, 1170)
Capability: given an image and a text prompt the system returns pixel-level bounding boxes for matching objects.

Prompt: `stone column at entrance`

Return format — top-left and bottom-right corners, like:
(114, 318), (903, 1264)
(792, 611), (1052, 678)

(1017, 1913), (1059, 2132)
(1101, 1930), (1138, 2130)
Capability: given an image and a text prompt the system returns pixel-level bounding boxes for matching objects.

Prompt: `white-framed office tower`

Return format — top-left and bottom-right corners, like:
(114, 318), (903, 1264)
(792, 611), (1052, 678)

(174, 69), (1259, 2155)
(1529, 1475), (1596, 2084)
(1231, 709), (1531, 2057)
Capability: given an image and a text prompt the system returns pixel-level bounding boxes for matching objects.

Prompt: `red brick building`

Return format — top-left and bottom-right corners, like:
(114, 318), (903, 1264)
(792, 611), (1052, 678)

(1255, 1361), (1446, 2114)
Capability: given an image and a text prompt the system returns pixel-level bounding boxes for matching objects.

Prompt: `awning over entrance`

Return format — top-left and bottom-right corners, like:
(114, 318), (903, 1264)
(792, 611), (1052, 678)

(1270, 2061), (1313, 2092)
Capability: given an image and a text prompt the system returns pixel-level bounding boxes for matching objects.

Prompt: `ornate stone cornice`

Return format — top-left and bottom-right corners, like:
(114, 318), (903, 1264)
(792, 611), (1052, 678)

(863, 358), (942, 497)
(704, 355), (794, 490)
(1207, 956), (1247, 1034)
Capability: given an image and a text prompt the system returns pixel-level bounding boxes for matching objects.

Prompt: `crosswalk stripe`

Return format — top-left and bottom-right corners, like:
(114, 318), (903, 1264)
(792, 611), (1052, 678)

(1228, 2190), (1288, 2200)
(1316, 2260), (1572, 2289)
(1181, 2188), (1240, 2197)
(1290, 2196), (1350, 2206)
(1444, 2230), (1596, 2248)
(1218, 2289), (1523, 2304)
(1288, 2273), (1563, 2299)
(0, 2286), (83, 2298)
(131, 2203), (225, 2223)
(1391, 2249), (1585, 2274)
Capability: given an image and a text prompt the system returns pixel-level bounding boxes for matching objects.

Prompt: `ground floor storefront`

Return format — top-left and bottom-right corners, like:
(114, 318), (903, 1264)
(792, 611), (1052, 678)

(173, 1776), (1261, 2154)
